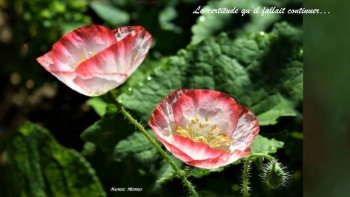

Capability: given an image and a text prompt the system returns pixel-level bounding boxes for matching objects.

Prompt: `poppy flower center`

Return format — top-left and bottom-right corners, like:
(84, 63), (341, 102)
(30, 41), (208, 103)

(79, 50), (97, 63)
(176, 117), (232, 150)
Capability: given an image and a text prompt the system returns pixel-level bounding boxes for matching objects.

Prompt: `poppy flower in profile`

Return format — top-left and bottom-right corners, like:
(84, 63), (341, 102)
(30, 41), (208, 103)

(37, 25), (152, 96)
(149, 89), (259, 169)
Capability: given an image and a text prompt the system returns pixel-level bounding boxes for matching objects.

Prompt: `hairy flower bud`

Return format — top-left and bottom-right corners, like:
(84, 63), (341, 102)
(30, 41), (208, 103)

(262, 161), (289, 189)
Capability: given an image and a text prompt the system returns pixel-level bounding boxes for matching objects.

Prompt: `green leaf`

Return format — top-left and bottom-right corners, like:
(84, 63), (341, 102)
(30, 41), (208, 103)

(251, 135), (284, 154)
(60, 22), (90, 33)
(80, 108), (132, 154)
(5, 121), (106, 197)
(187, 167), (225, 179)
(153, 163), (175, 190)
(90, 1), (129, 26)
(159, 6), (182, 33)
(86, 97), (108, 117)
(118, 22), (302, 126)
(253, 94), (297, 126)
(113, 132), (158, 163)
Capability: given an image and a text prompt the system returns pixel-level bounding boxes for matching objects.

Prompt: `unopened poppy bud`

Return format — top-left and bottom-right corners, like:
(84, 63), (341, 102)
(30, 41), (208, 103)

(262, 161), (289, 189)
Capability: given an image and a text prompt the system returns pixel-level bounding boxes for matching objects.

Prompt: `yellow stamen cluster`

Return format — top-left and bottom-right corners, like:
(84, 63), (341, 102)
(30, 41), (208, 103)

(176, 117), (232, 150)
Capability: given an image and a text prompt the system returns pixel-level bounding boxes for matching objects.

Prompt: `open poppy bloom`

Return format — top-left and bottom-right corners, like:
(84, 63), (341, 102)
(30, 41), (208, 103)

(37, 25), (152, 96)
(149, 89), (259, 169)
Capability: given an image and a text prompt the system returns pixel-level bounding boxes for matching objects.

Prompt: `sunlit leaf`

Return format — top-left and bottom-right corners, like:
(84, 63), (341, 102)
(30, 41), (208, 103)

(86, 97), (108, 117)
(251, 135), (284, 154)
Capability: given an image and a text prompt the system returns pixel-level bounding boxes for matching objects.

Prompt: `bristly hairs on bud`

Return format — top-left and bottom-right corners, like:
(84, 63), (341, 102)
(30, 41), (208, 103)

(241, 153), (290, 196)
(261, 160), (291, 189)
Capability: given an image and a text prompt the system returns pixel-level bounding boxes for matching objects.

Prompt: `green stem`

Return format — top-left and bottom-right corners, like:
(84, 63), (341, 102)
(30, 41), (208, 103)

(107, 92), (199, 197)
(242, 153), (276, 197)
(242, 157), (250, 197)
(184, 166), (194, 177)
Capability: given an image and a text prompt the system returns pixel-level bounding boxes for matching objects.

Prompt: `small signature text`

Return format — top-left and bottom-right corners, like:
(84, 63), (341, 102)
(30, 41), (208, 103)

(110, 187), (143, 192)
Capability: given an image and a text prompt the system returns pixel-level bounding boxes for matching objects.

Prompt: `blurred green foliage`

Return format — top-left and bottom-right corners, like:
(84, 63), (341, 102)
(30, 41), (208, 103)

(1, 0), (91, 82)
(90, 1), (129, 26)
(0, 0), (302, 196)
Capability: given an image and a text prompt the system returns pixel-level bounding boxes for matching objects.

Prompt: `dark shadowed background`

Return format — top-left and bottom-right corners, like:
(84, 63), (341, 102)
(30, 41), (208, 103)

(305, 0), (350, 196)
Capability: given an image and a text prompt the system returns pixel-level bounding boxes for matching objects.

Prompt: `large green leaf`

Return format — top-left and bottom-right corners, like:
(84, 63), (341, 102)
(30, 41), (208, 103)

(118, 22), (302, 126)
(4, 122), (106, 197)
(80, 107), (133, 154)
(252, 94), (297, 125)
(113, 132), (158, 164)
(113, 131), (176, 191)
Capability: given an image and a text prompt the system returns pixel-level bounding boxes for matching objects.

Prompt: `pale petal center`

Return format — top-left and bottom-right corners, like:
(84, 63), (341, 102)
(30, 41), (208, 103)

(79, 50), (97, 63)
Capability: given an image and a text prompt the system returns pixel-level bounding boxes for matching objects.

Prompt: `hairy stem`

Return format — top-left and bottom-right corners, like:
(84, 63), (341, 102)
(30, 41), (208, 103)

(107, 92), (199, 197)
(242, 153), (277, 197)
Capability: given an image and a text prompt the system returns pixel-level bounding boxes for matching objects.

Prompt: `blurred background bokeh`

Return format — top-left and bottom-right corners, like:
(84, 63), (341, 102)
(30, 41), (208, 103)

(304, 0), (350, 196)
(0, 0), (305, 196)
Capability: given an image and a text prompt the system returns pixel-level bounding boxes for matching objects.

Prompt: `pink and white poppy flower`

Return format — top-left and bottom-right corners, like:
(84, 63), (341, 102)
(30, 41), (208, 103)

(149, 89), (259, 169)
(37, 25), (153, 96)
